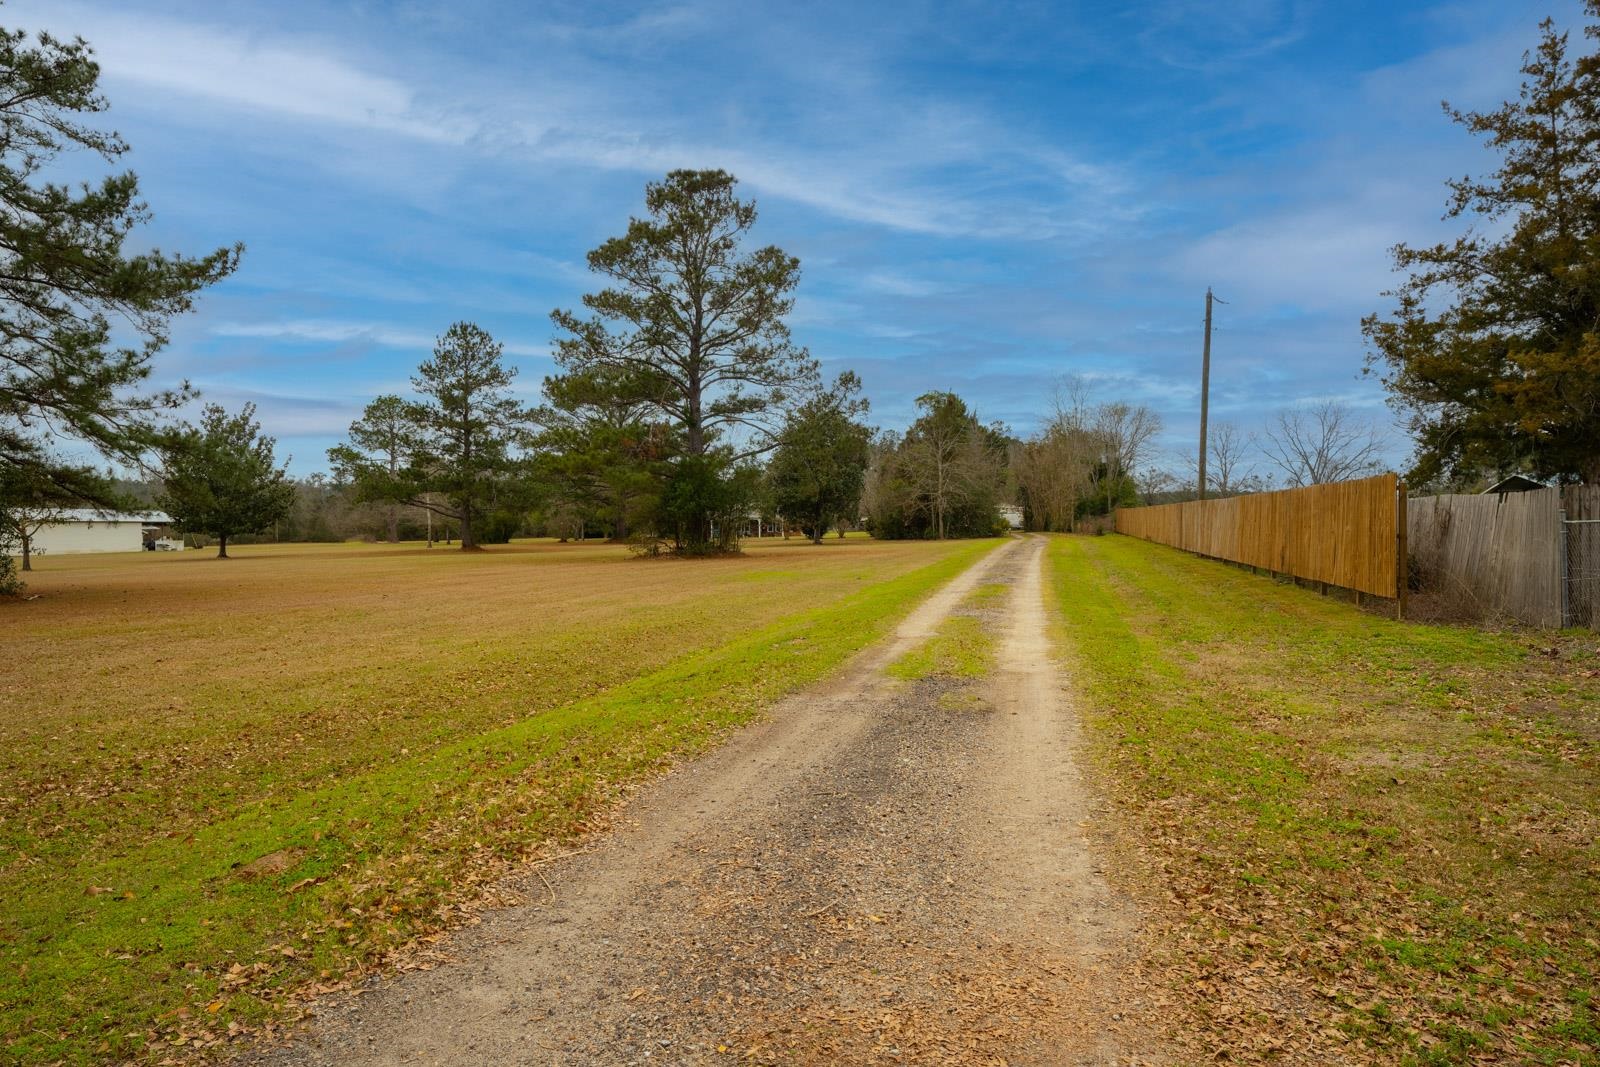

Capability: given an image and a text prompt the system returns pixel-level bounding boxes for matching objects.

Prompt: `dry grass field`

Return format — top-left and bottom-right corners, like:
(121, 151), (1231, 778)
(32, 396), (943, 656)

(1, 536), (998, 1064)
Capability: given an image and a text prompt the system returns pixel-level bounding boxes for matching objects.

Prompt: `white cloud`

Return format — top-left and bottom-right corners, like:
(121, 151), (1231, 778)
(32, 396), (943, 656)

(1171, 208), (1401, 313)
(11, 1), (1137, 241)
(1136, 0), (1311, 71)
(212, 320), (549, 358)
(7, 2), (468, 143)
(214, 319), (433, 348)
(860, 271), (949, 298)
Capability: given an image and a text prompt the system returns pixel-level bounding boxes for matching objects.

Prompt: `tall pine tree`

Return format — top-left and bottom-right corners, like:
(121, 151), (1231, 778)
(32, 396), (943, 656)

(550, 171), (816, 552)
(0, 27), (240, 501)
(1363, 5), (1600, 485)
(327, 395), (415, 543)
(406, 322), (533, 550)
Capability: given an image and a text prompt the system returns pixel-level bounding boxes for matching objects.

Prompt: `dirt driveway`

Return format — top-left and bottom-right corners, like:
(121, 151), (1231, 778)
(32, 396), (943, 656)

(244, 536), (1167, 1065)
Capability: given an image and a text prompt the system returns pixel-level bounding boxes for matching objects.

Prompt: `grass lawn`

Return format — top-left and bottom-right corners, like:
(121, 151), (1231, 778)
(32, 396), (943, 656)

(1, 535), (1000, 1064)
(1050, 534), (1600, 1065)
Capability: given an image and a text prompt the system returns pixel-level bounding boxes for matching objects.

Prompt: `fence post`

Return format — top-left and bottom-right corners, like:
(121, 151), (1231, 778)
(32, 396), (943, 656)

(1560, 507), (1570, 629)
(1396, 481), (1408, 621)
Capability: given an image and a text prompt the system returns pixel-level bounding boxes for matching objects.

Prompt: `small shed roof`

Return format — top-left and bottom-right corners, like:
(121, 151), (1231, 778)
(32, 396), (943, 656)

(1481, 475), (1546, 495)
(53, 508), (173, 524)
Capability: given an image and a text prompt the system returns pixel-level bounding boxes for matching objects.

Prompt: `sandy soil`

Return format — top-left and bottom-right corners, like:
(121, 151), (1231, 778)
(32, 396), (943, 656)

(240, 536), (1168, 1066)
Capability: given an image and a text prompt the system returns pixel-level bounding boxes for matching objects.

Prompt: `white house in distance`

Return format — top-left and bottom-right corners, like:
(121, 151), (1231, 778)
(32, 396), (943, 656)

(998, 504), (1024, 530)
(30, 510), (182, 555)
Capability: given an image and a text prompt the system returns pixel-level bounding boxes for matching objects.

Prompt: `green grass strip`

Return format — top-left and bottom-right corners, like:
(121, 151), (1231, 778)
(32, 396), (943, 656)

(887, 615), (994, 681)
(1047, 534), (1600, 1064)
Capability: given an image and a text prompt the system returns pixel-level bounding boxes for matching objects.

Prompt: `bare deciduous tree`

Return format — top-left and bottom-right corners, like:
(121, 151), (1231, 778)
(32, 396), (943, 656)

(1135, 466), (1176, 505)
(1092, 401), (1162, 513)
(1260, 401), (1386, 487)
(1014, 379), (1097, 531)
(1183, 422), (1266, 497)
(1013, 378), (1161, 528)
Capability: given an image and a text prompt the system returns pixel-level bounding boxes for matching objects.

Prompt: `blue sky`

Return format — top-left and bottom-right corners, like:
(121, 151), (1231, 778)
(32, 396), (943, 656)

(8, 0), (1582, 476)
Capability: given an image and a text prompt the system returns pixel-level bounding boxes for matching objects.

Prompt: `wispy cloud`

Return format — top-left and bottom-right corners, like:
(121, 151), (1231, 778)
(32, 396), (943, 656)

(13, 2), (467, 143)
(1134, 0), (1311, 72)
(11, 1), (1137, 241)
(213, 320), (549, 359)
(860, 271), (950, 298)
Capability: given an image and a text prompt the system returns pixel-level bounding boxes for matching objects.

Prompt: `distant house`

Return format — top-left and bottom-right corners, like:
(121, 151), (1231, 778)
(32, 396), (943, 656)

(31, 510), (180, 555)
(1482, 474), (1547, 495)
(997, 504), (1025, 530)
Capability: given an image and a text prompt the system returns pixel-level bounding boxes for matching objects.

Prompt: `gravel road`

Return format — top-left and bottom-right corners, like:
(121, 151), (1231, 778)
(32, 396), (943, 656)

(242, 535), (1168, 1065)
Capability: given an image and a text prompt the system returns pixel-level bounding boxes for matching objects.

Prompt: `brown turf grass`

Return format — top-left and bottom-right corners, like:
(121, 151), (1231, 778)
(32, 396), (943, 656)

(1, 535), (998, 1064)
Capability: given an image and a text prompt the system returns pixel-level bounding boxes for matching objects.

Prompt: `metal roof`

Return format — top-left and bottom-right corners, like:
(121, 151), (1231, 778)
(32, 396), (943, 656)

(51, 508), (173, 525)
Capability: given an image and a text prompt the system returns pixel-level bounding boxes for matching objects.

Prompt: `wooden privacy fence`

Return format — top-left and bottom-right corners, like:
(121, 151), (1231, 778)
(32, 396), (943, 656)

(1115, 473), (1401, 599)
(1407, 488), (1564, 628)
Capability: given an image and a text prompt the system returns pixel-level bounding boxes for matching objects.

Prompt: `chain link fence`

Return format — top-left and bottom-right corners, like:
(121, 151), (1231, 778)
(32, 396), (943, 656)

(1564, 491), (1600, 628)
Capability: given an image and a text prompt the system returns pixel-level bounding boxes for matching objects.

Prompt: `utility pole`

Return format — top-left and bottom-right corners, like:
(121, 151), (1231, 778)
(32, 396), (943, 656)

(1198, 287), (1215, 501)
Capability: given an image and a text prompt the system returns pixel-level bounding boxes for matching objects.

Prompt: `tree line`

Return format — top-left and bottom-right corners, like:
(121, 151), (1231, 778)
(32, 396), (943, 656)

(325, 171), (881, 555)
(7, 6), (1600, 589)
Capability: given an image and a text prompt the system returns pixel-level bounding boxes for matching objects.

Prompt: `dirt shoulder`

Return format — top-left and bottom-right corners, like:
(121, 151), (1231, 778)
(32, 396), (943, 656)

(240, 536), (1167, 1066)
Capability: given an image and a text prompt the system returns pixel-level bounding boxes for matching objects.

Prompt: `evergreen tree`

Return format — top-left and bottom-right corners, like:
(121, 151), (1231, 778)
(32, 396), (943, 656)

(0, 525), (17, 596)
(767, 374), (872, 543)
(406, 322), (533, 550)
(867, 393), (1009, 540)
(158, 404), (293, 558)
(531, 366), (665, 542)
(1363, 6), (1600, 484)
(0, 27), (240, 500)
(550, 170), (817, 552)
(0, 460), (99, 571)
(327, 394), (415, 543)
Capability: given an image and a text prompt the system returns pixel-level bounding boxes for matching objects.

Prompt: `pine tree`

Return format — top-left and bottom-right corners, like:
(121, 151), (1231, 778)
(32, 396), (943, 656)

(328, 395), (415, 543)
(406, 322), (533, 550)
(550, 170), (816, 552)
(0, 27), (240, 500)
(159, 404), (293, 558)
(1363, 5), (1600, 485)
(531, 366), (665, 542)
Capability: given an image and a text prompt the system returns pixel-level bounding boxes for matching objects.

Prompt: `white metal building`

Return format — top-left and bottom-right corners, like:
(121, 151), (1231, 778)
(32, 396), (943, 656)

(30, 510), (180, 555)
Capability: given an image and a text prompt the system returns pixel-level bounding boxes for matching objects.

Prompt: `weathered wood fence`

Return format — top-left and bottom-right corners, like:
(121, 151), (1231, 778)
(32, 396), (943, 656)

(1404, 486), (1600, 628)
(1407, 488), (1564, 628)
(1115, 473), (1401, 599)
(1414, 489), (1561, 630)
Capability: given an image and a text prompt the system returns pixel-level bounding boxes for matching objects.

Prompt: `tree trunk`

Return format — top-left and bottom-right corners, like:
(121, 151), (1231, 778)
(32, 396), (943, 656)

(614, 494), (629, 542)
(387, 506), (399, 544)
(686, 365), (705, 457)
(459, 509), (478, 550)
(20, 533), (31, 571)
(217, 535), (229, 559)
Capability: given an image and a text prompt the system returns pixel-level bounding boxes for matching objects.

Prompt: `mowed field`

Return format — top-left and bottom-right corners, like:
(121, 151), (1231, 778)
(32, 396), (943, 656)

(1, 536), (998, 1064)
(1052, 536), (1600, 1064)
